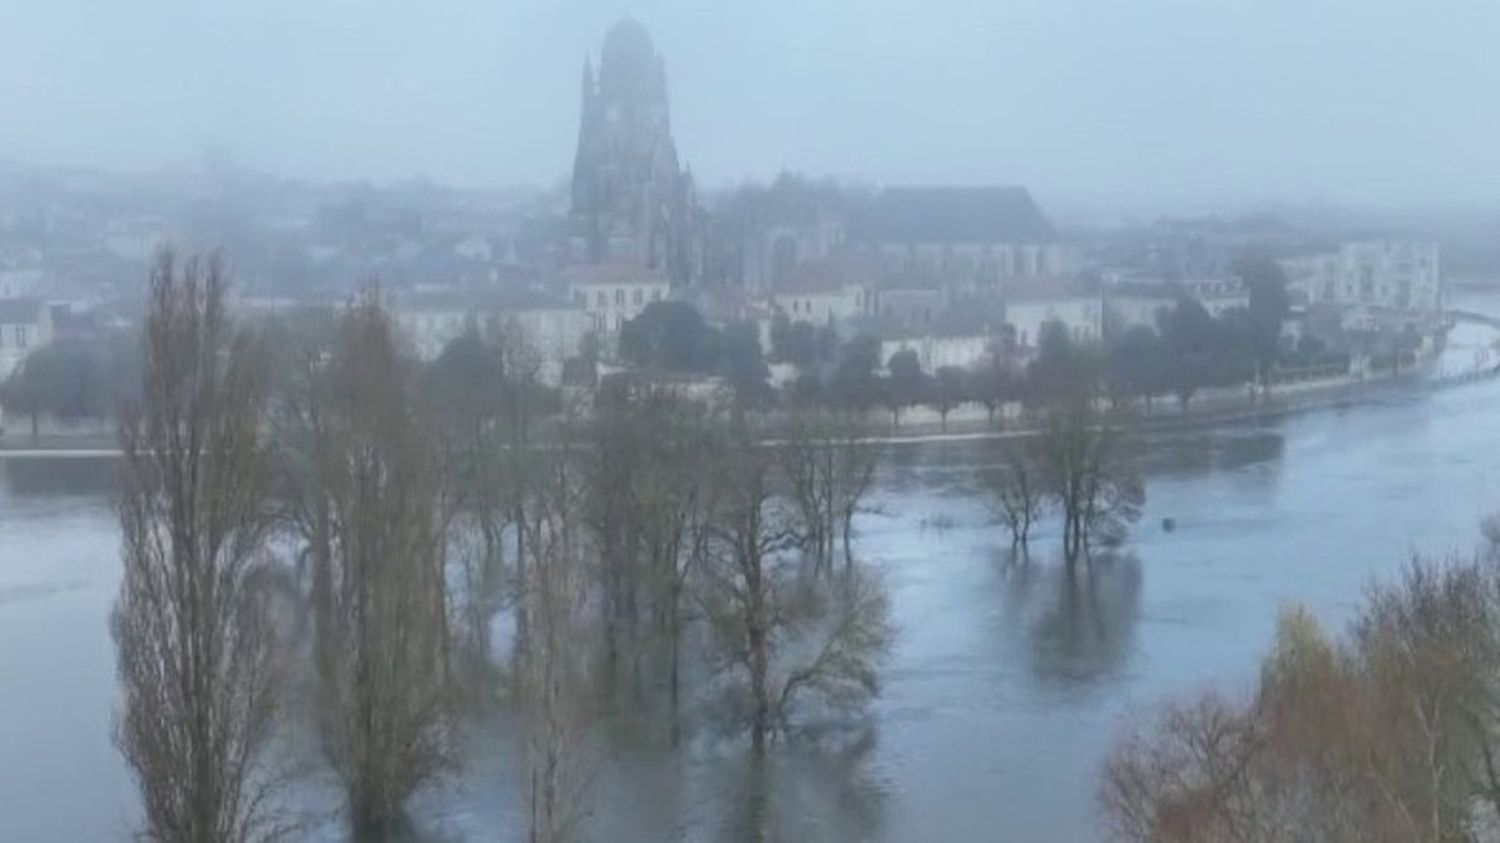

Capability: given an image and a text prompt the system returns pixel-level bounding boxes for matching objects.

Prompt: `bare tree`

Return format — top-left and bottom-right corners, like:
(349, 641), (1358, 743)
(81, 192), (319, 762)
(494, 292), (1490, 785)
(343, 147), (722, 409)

(422, 329), (510, 679)
(518, 410), (596, 843)
(831, 413), (880, 567)
(780, 410), (838, 573)
(774, 565), (892, 728)
(984, 444), (1047, 551)
(702, 429), (890, 748)
(286, 290), (455, 833)
(1039, 401), (1143, 565)
(113, 250), (288, 843)
(780, 409), (880, 572)
(702, 432), (799, 748)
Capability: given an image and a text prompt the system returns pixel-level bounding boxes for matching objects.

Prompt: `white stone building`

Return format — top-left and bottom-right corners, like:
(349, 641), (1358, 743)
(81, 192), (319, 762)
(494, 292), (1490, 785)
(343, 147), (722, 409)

(392, 287), (589, 384)
(880, 334), (990, 373)
(1280, 241), (1442, 313)
(1005, 288), (1104, 349)
(766, 254), (877, 327)
(564, 264), (672, 335)
(1178, 276), (1250, 318)
(1105, 283), (1178, 335)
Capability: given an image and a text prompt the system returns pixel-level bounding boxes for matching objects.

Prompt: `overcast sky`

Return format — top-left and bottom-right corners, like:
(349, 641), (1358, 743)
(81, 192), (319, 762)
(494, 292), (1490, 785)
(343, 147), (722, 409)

(2, 0), (1497, 210)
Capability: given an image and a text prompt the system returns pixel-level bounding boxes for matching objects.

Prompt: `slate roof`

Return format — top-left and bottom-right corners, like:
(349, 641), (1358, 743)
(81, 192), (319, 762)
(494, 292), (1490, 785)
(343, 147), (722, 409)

(854, 187), (1056, 245)
(394, 285), (576, 313)
(778, 252), (883, 294)
(560, 262), (671, 286)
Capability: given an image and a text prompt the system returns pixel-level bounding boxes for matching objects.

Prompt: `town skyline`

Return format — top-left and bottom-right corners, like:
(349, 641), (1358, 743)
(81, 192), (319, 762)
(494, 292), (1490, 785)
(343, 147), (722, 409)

(4, 1), (1499, 212)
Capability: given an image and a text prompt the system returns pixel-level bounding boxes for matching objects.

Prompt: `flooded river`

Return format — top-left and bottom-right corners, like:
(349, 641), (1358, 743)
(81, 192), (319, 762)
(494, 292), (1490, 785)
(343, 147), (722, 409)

(3, 315), (1499, 842)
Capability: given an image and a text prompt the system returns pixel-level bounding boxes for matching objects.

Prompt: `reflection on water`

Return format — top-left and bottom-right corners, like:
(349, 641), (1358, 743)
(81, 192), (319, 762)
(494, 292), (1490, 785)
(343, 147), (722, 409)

(0, 455), (118, 499)
(995, 551), (1142, 690)
(714, 731), (887, 843)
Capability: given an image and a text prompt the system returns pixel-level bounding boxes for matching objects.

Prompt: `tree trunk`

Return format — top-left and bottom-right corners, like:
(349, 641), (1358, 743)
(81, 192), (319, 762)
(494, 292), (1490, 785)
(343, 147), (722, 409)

(750, 616), (770, 749)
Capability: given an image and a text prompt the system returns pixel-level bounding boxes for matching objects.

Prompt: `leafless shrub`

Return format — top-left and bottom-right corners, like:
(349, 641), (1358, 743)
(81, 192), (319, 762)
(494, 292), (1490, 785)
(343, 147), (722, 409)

(112, 249), (290, 843)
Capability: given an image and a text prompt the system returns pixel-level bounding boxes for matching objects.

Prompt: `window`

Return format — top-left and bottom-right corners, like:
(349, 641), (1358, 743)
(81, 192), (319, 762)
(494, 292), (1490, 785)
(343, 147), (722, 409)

(615, 289), (625, 306)
(596, 290), (606, 307)
(633, 288), (643, 306)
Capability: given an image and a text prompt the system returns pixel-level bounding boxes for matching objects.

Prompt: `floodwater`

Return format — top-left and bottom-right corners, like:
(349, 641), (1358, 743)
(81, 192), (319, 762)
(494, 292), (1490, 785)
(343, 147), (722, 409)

(3, 312), (1499, 842)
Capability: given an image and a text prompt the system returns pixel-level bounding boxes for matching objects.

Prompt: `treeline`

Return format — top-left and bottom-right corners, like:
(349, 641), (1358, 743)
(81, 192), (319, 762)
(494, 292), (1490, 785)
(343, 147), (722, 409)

(613, 257), (1321, 432)
(111, 251), (894, 842)
(0, 331), (139, 435)
(1101, 519), (1500, 843)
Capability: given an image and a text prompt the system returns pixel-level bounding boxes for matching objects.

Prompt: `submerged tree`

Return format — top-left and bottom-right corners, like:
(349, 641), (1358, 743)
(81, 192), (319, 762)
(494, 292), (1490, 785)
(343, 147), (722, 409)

(702, 430), (891, 748)
(984, 444), (1047, 550)
(1039, 400), (1144, 564)
(780, 408), (880, 572)
(113, 250), (287, 843)
(284, 290), (455, 833)
(518, 412), (596, 843)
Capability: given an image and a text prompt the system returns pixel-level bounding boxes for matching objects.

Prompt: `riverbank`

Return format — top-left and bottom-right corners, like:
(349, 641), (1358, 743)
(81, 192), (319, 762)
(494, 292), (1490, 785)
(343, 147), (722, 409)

(7, 310), (1497, 456)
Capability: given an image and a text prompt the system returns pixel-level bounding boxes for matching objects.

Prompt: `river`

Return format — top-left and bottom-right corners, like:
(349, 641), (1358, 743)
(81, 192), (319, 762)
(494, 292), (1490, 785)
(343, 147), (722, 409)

(3, 310), (1499, 842)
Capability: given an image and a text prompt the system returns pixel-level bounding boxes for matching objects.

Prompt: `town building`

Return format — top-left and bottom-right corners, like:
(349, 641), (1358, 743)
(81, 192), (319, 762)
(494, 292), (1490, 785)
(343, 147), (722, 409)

(1104, 282), (1179, 335)
(852, 186), (1078, 292)
(1280, 240), (1442, 313)
(769, 254), (876, 327)
(391, 286), (589, 384)
(1004, 281), (1104, 349)
(880, 334), (990, 373)
(0, 298), (56, 380)
(872, 286), (947, 333)
(1178, 276), (1250, 318)
(564, 263), (672, 336)
(709, 173), (850, 293)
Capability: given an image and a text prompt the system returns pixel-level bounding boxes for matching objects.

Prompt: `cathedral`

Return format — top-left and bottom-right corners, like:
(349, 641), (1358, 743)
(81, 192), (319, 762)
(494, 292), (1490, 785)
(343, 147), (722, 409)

(569, 18), (696, 281)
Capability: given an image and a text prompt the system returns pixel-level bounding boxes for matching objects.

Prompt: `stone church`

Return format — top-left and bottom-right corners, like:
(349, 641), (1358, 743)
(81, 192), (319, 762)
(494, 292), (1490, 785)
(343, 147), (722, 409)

(568, 19), (696, 282)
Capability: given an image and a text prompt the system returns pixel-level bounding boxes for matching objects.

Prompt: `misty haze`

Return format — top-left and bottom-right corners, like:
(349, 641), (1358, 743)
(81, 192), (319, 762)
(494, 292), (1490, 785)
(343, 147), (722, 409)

(3, 3), (1500, 842)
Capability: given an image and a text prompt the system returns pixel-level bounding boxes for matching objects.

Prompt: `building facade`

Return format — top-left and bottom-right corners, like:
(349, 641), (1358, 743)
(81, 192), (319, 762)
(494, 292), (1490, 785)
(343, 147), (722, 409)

(391, 288), (589, 384)
(565, 264), (672, 335)
(1005, 293), (1104, 349)
(880, 334), (990, 373)
(1280, 241), (1442, 313)
(853, 187), (1078, 291)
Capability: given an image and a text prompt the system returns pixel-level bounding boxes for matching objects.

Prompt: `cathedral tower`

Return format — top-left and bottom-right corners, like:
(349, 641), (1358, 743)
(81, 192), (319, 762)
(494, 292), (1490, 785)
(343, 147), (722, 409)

(569, 19), (693, 279)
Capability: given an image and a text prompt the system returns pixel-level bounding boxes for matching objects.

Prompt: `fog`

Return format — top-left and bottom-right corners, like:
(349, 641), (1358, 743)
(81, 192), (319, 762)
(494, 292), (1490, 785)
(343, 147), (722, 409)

(3, 0), (1497, 209)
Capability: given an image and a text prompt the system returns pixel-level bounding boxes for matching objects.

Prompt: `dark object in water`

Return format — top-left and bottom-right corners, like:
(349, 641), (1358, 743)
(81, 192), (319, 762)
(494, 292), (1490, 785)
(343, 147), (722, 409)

(1161, 517), (1177, 532)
